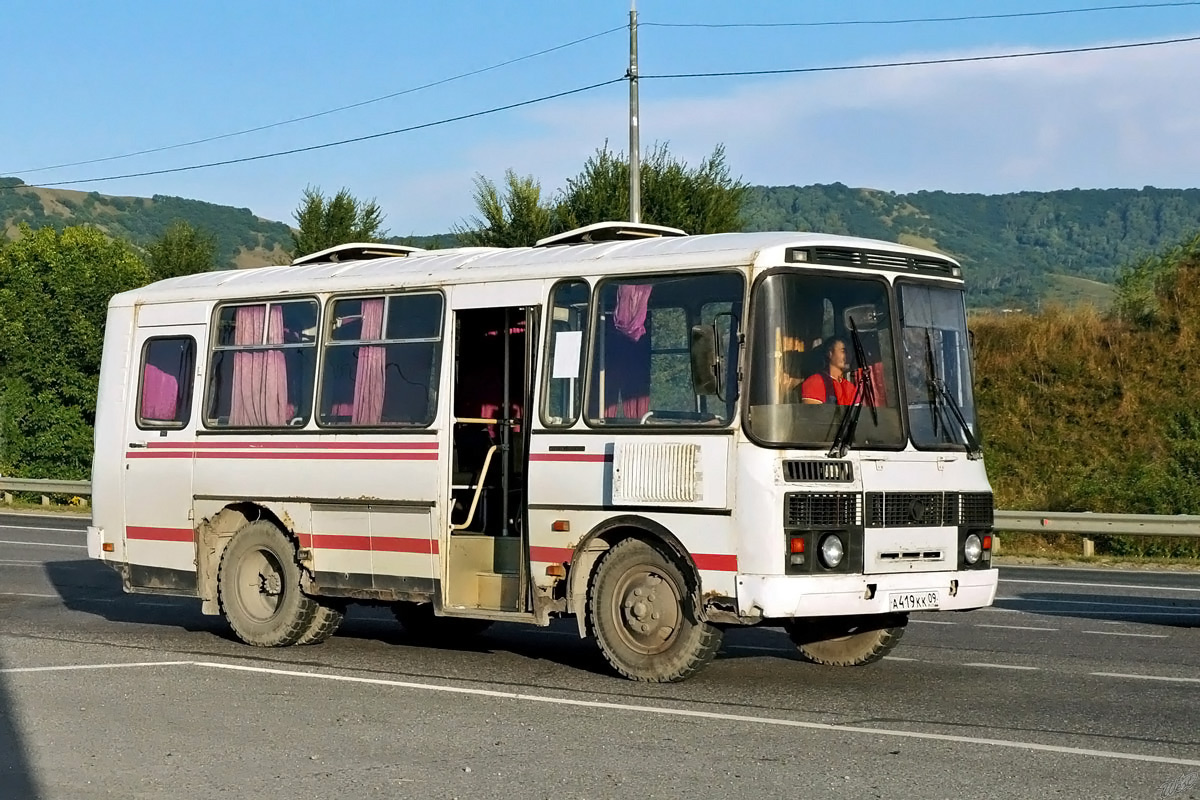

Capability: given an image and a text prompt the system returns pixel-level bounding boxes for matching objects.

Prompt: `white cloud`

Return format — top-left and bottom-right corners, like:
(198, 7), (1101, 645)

(371, 36), (1200, 231)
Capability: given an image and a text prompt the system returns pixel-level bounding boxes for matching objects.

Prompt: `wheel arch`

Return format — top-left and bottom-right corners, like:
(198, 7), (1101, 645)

(196, 501), (295, 615)
(566, 514), (705, 638)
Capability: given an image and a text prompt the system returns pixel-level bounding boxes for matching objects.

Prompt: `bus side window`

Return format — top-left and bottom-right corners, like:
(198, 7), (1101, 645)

(137, 336), (196, 429)
(206, 300), (319, 428)
(542, 280), (589, 427)
(318, 293), (444, 427)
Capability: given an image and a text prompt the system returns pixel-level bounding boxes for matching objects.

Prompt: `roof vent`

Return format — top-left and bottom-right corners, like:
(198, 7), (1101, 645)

(291, 242), (424, 266)
(534, 221), (688, 248)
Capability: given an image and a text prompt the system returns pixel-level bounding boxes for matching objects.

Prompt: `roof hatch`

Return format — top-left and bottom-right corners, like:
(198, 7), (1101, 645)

(291, 242), (424, 266)
(534, 221), (688, 248)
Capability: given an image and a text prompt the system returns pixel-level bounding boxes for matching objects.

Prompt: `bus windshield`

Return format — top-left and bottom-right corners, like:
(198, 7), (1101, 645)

(747, 272), (904, 449)
(899, 282), (979, 452)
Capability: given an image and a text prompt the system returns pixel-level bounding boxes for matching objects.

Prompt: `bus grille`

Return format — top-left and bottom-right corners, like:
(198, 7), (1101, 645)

(784, 492), (861, 529)
(866, 492), (994, 527)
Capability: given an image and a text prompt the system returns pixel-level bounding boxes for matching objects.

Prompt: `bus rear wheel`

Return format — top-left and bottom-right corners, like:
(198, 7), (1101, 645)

(217, 521), (317, 647)
(295, 600), (345, 646)
(784, 614), (907, 666)
(588, 538), (723, 683)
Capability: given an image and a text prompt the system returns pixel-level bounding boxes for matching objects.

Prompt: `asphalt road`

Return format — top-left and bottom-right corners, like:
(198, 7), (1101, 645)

(1, 512), (1197, 800)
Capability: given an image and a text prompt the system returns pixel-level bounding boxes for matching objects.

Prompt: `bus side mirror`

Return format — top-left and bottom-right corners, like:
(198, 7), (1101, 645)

(690, 324), (721, 398)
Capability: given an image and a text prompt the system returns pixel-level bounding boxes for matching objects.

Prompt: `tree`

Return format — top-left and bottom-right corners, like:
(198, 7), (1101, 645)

(455, 170), (557, 248)
(0, 224), (150, 479)
(144, 219), (218, 281)
(290, 186), (387, 258)
(559, 142), (748, 234)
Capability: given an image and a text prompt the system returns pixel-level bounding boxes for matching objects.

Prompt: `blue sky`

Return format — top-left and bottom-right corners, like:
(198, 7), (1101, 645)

(3, 1), (1200, 235)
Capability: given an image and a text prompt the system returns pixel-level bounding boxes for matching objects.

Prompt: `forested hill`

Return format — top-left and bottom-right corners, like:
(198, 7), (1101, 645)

(0, 177), (293, 268)
(743, 184), (1200, 308)
(4, 175), (1200, 309)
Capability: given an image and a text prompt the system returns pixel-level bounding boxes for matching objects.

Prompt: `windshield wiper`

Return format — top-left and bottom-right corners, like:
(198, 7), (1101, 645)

(827, 318), (877, 458)
(920, 326), (982, 459)
(928, 377), (983, 460)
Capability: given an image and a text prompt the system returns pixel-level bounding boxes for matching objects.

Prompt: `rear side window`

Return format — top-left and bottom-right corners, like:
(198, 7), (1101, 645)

(137, 337), (196, 429)
(205, 300), (319, 428)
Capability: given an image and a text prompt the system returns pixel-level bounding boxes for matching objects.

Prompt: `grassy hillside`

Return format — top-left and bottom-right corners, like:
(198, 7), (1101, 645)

(973, 232), (1200, 557)
(5, 176), (1199, 310)
(0, 178), (292, 269)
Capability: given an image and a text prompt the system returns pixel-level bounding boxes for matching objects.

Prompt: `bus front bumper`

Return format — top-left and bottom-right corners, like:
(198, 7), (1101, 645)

(736, 568), (999, 620)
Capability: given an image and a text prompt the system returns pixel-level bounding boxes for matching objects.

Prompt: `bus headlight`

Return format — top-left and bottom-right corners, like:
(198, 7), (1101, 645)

(818, 534), (845, 569)
(963, 533), (983, 565)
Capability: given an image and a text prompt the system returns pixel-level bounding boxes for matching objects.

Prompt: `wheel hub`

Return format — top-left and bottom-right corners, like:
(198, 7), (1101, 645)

(614, 571), (681, 654)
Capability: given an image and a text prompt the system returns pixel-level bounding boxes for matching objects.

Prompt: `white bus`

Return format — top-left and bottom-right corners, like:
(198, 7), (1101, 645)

(87, 221), (997, 682)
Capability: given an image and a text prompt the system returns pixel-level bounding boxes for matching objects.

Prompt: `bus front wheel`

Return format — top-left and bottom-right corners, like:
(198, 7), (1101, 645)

(217, 521), (317, 647)
(784, 614), (907, 666)
(589, 538), (723, 682)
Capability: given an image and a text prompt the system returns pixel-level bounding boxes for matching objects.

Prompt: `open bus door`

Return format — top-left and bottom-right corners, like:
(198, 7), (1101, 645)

(443, 306), (537, 615)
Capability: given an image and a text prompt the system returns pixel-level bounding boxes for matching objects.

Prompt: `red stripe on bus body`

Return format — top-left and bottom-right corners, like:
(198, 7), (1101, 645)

(298, 533), (438, 555)
(693, 553), (738, 572)
(126, 451), (194, 459)
(127, 526), (194, 543)
(528, 453), (611, 463)
(192, 452), (438, 461)
(148, 441), (438, 450)
(529, 545), (574, 563)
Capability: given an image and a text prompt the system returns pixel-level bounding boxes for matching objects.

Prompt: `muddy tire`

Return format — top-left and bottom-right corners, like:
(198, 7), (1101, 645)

(217, 520), (317, 647)
(588, 538), (723, 682)
(393, 602), (493, 641)
(295, 600), (346, 646)
(784, 614), (907, 666)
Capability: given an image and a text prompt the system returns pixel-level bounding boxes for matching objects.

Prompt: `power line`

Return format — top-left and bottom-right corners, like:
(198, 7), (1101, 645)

(4, 78), (625, 190)
(1, 25), (626, 177)
(641, 2), (1200, 29)
(641, 34), (1200, 79)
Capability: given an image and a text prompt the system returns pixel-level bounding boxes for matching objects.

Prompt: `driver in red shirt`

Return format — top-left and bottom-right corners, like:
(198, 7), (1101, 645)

(800, 338), (857, 405)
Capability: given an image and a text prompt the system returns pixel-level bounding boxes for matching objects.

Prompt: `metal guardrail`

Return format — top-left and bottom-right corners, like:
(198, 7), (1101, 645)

(0, 477), (91, 495)
(994, 510), (1200, 538)
(1, 479), (1199, 539)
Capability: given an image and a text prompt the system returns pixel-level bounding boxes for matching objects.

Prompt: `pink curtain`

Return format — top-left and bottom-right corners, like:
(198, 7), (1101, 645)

(140, 363), (178, 421)
(613, 284), (652, 341)
(352, 299), (386, 425)
(604, 285), (652, 418)
(230, 304), (290, 426)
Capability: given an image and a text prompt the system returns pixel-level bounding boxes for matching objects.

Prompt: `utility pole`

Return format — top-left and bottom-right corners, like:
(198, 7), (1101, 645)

(628, 0), (641, 223)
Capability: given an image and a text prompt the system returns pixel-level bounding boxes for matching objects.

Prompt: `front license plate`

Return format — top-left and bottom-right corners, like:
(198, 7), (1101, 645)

(888, 591), (940, 611)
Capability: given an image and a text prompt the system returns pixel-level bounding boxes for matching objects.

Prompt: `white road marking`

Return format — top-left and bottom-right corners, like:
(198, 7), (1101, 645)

(963, 662), (1040, 671)
(191, 660), (1200, 767)
(1082, 630), (1168, 638)
(882, 656), (918, 662)
(1090, 672), (1200, 684)
(998, 596), (1197, 612)
(0, 591), (58, 599)
(0, 559), (50, 566)
(0, 539), (87, 549)
(910, 619), (956, 625)
(0, 661), (190, 675)
(975, 624), (1058, 632)
(1001, 578), (1200, 594)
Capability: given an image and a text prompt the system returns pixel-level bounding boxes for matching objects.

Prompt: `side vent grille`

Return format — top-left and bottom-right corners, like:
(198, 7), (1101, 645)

(783, 460), (854, 483)
(960, 492), (994, 525)
(785, 492), (861, 529)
